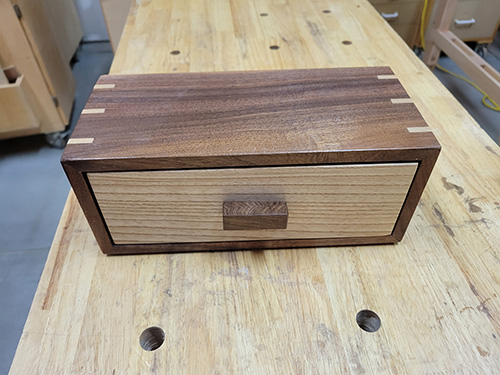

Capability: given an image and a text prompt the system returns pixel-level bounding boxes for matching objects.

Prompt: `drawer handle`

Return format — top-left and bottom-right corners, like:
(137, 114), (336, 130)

(381, 11), (399, 21)
(223, 201), (288, 230)
(454, 18), (475, 27)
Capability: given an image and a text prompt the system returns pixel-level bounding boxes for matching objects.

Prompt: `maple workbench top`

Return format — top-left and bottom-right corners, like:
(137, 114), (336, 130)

(10, 0), (500, 373)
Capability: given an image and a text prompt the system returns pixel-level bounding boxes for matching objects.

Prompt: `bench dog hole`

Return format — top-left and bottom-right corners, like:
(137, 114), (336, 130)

(356, 310), (381, 332)
(140, 326), (165, 351)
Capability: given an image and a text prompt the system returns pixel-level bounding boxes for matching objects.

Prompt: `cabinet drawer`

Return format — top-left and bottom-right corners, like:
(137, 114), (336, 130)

(0, 73), (41, 135)
(88, 163), (418, 245)
(370, 0), (421, 6)
(373, 2), (423, 25)
(449, 0), (500, 42)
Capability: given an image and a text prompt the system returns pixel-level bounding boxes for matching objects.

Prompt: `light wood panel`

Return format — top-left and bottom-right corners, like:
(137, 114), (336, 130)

(10, 0), (500, 373)
(12, 0), (76, 124)
(100, 0), (134, 52)
(0, 75), (41, 133)
(89, 163), (418, 244)
(374, 1), (423, 24)
(369, 0), (424, 46)
(0, 0), (64, 137)
(41, 0), (83, 63)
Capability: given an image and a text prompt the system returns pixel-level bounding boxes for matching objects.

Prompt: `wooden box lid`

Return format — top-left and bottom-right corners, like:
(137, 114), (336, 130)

(62, 67), (440, 171)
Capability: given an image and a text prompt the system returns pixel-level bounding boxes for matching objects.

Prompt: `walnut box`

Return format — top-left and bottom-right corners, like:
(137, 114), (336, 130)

(61, 67), (440, 255)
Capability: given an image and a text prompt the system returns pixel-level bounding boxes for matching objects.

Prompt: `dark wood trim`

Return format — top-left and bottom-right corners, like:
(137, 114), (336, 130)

(104, 235), (398, 255)
(392, 148), (440, 240)
(61, 163), (114, 254)
(62, 148), (440, 173)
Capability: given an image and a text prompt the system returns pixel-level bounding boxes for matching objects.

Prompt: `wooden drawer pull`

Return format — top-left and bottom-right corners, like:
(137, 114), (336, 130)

(223, 201), (288, 230)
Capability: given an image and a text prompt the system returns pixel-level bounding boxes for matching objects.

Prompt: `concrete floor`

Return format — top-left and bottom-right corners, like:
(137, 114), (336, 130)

(1, 35), (499, 373)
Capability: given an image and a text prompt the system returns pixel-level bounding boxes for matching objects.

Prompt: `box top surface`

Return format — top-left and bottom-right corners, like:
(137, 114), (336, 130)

(62, 67), (440, 169)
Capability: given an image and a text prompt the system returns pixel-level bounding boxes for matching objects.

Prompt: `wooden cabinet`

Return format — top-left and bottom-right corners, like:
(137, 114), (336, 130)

(0, 69), (42, 134)
(61, 67), (440, 255)
(370, 0), (500, 47)
(442, 0), (500, 43)
(0, 0), (82, 141)
(100, 0), (134, 52)
(368, 0), (425, 47)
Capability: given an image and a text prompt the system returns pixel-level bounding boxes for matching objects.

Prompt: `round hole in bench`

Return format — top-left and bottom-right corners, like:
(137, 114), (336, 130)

(356, 310), (381, 332)
(322, 9), (331, 13)
(140, 326), (165, 351)
(269, 45), (280, 50)
(342, 40), (352, 45)
(170, 50), (181, 55)
(260, 13), (268, 16)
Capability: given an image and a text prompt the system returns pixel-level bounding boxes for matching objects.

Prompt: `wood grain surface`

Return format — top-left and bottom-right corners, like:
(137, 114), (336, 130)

(37, 0), (83, 63)
(10, 0), (500, 373)
(88, 163), (417, 244)
(63, 67), (439, 169)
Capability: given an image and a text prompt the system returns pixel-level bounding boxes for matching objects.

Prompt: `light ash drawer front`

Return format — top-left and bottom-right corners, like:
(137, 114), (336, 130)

(88, 163), (418, 245)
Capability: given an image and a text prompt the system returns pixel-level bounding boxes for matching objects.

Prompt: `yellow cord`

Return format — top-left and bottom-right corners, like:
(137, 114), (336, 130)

(419, 0), (500, 111)
(435, 64), (500, 111)
(420, 0), (429, 51)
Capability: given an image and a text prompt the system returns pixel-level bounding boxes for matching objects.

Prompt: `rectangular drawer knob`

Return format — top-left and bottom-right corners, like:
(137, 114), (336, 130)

(223, 201), (288, 230)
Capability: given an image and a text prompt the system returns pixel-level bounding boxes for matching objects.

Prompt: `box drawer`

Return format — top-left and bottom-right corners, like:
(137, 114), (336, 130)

(0, 73), (41, 135)
(88, 163), (418, 245)
(62, 68), (440, 254)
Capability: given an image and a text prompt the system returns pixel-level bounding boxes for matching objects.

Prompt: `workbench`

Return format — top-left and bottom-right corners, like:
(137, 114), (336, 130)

(9, 0), (500, 373)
